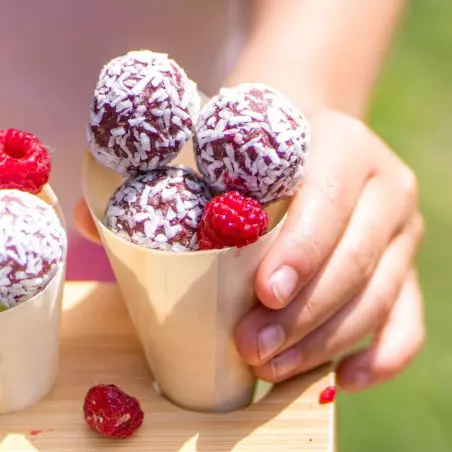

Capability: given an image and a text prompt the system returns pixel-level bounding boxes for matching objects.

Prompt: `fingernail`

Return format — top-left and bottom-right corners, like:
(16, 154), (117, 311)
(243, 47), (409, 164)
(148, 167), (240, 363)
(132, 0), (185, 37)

(258, 324), (286, 361)
(270, 266), (299, 305)
(271, 348), (303, 379)
(349, 369), (370, 391)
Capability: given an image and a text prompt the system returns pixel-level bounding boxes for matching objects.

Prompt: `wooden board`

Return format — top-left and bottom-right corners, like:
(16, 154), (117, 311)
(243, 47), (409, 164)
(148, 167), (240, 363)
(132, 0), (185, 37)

(0, 282), (335, 451)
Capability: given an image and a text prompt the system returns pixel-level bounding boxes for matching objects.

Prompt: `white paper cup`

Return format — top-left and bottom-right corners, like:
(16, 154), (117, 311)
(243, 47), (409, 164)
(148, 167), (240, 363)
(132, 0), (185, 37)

(0, 185), (66, 414)
(83, 141), (289, 413)
(82, 84), (291, 412)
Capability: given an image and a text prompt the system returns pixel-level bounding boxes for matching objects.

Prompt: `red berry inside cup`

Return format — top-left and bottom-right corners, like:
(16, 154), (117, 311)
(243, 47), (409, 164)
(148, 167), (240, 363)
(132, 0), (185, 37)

(318, 385), (336, 405)
(197, 191), (269, 250)
(0, 128), (51, 194)
(83, 384), (144, 439)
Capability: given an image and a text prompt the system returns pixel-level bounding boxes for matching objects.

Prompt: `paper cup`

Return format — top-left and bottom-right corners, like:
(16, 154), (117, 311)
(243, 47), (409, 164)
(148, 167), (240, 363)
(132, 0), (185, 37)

(83, 144), (289, 413)
(0, 185), (66, 414)
(82, 84), (290, 411)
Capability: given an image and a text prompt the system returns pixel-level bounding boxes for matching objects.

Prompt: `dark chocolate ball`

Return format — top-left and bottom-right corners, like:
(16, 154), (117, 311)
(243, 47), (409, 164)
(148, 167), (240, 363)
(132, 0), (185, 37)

(104, 166), (211, 251)
(194, 83), (309, 204)
(0, 190), (67, 310)
(88, 50), (200, 176)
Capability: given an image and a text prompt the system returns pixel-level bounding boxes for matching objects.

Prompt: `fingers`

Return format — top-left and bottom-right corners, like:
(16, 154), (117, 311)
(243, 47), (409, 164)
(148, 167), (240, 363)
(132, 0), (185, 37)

(248, 214), (424, 383)
(336, 270), (425, 392)
(73, 198), (102, 244)
(236, 211), (424, 373)
(236, 158), (423, 366)
(256, 112), (374, 309)
(255, 111), (418, 311)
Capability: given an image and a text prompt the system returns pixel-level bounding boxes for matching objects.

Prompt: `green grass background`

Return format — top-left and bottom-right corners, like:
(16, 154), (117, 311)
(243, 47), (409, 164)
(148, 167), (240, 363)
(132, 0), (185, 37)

(338, 0), (452, 450)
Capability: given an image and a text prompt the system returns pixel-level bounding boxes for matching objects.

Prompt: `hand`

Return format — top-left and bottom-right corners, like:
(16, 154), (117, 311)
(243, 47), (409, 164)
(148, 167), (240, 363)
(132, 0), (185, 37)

(75, 110), (425, 392)
(234, 110), (425, 392)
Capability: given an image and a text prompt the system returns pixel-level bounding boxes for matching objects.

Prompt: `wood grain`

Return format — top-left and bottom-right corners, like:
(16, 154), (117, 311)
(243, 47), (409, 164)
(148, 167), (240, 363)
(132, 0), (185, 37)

(0, 282), (335, 451)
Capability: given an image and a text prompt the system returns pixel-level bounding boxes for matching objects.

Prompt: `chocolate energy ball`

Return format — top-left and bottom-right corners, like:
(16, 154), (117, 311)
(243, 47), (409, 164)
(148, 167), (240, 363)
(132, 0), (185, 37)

(88, 50), (201, 176)
(104, 166), (211, 252)
(194, 83), (309, 204)
(0, 190), (67, 310)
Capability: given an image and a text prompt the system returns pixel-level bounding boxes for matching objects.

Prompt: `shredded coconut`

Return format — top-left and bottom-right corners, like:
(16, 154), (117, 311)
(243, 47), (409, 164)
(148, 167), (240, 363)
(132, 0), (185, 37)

(194, 83), (309, 204)
(87, 50), (201, 176)
(104, 166), (211, 251)
(0, 190), (67, 309)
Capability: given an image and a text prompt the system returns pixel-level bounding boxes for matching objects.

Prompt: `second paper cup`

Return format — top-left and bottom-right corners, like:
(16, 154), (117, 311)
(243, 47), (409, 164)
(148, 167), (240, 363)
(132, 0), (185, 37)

(0, 185), (66, 414)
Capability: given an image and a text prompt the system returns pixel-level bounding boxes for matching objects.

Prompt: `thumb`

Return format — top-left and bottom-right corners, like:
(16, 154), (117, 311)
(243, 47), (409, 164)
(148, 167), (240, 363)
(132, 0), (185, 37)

(73, 198), (102, 244)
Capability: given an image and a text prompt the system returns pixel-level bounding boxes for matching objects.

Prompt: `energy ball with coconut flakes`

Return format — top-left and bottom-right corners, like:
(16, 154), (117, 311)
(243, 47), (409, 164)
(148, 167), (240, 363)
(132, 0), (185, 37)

(88, 50), (201, 176)
(0, 190), (67, 310)
(194, 83), (309, 204)
(104, 166), (211, 252)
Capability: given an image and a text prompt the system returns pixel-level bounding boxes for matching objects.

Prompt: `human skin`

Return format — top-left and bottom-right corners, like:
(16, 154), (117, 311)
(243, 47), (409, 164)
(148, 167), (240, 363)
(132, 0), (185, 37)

(75, 0), (425, 393)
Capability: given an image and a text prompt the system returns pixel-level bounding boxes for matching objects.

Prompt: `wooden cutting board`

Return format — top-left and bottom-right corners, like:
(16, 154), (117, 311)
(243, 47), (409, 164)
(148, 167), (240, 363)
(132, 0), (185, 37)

(0, 282), (335, 451)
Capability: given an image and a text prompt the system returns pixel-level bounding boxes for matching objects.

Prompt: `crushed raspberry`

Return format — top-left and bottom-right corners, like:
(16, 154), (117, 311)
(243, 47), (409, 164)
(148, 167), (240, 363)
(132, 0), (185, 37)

(83, 384), (144, 439)
(0, 128), (51, 194)
(197, 191), (268, 250)
(318, 385), (336, 405)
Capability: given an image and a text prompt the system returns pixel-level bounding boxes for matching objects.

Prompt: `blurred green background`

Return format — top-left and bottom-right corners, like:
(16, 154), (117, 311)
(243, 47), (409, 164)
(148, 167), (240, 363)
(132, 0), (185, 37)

(338, 0), (452, 450)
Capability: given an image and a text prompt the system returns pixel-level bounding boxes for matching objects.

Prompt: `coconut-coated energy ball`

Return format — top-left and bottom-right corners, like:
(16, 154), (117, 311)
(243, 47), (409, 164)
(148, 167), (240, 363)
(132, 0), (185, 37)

(194, 83), (309, 204)
(0, 190), (67, 310)
(104, 166), (211, 252)
(88, 50), (201, 176)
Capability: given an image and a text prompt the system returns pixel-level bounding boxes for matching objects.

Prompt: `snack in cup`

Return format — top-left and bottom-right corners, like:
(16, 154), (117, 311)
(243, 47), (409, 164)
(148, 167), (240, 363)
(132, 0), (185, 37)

(83, 50), (310, 413)
(0, 190), (66, 311)
(104, 166), (211, 251)
(0, 128), (67, 414)
(193, 83), (309, 204)
(87, 50), (201, 176)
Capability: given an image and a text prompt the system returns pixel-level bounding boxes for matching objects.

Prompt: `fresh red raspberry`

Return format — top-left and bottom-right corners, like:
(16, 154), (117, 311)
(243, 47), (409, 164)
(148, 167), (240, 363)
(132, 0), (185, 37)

(83, 384), (144, 439)
(198, 191), (268, 250)
(318, 385), (336, 405)
(0, 128), (51, 194)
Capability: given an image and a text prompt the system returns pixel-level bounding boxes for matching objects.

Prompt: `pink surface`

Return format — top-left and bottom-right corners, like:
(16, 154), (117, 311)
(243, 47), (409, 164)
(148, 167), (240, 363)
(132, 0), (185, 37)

(0, 0), (252, 282)
(0, 0), (250, 240)
(66, 233), (115, 282)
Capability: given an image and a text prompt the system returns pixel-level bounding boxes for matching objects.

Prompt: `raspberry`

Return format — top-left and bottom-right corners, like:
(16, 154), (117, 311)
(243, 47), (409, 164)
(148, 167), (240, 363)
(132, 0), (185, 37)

(318, 385), (336, 405)
(0, 128), (51, 194)
(198, 191), (268, 250)
(83, 384), (144, 439)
